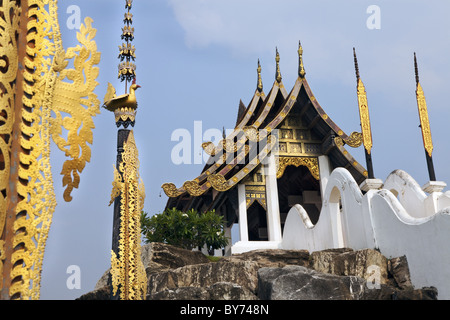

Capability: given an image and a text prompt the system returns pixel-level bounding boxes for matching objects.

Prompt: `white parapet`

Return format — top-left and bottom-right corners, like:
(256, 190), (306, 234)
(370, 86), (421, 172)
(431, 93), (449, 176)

(280, 167), (450, 299)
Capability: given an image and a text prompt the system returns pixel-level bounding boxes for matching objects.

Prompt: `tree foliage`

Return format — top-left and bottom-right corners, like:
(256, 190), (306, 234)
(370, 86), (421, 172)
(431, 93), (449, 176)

(141, 208), (229, 255)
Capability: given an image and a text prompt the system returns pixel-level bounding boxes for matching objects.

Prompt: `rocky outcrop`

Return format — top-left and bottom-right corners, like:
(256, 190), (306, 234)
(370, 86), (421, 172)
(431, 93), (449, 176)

(257, 265), (437, 300)
(78, 243), (438, 300)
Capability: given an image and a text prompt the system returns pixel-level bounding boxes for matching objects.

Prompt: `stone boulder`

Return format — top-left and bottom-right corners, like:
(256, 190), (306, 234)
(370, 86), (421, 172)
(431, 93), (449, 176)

(223, 248), (310, 269)
(78, 243), (438, 300)
(93, 242), (210, 289)
(309, 248), (389, 285)
(151, 282), (258, 300)
(257, 265), (437, 300)
(147, 261), (260, 299)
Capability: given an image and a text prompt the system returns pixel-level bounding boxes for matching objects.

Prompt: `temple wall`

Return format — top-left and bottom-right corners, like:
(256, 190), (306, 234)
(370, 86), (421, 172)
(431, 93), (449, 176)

(279, 167), (450, 299)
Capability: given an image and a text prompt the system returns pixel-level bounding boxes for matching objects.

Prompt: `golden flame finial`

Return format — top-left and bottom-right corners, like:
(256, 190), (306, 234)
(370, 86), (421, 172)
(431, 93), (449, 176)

(275, 47), (282, 83)
(298, 41), (306, 78)
(257, 59), (263, 92)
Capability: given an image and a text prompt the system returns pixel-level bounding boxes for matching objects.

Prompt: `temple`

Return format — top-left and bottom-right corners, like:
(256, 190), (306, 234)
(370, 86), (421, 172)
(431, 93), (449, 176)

(161, 44), (450, 299)
(162, 43), (369, 254)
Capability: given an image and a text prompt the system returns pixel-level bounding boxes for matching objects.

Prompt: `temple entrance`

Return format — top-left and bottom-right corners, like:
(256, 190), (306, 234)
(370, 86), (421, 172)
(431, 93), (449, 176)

(277, 165), (322, 233)
(246, 201), (268, 241)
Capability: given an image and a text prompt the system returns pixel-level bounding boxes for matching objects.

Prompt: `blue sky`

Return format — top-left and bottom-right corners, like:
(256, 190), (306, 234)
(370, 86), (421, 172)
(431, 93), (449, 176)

(40, 0), (450, 299)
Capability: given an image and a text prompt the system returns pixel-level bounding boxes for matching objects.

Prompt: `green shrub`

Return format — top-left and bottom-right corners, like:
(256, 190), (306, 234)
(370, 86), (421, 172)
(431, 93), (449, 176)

(141, 208), (229, 255)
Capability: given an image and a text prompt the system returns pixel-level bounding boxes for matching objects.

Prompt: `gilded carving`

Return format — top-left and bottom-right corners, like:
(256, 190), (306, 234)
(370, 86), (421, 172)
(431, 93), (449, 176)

(416, 83), (433, 157)
(207, 174), (231, 192)
(183, 180), (204, 197)
(334, 131), (363, 148)
(276, 157), (320, 180)
(356, 79), (373, 154)
(0, 1), (101, 300)
(110, 131), (147, 300)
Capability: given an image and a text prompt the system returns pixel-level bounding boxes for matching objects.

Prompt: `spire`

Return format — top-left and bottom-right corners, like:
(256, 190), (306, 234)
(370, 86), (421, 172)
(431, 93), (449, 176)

(298, 41), (306, 78)
(414, 52), (420, 86)
(118, 0), (136, 93)
(353, 47), (375, 179)
(275, 47), (282, 83)
(353, 47), (360, 82)
(257, 59), (263, 92)
(414, 52), (436, 181)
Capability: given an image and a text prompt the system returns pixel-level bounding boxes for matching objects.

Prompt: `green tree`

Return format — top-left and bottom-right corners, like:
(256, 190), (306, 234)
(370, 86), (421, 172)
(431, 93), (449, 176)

(141, 208), (229, 255)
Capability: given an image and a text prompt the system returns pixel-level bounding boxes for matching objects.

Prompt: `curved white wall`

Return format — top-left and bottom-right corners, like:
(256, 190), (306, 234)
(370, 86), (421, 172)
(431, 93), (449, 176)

(281, 167), (450, 299)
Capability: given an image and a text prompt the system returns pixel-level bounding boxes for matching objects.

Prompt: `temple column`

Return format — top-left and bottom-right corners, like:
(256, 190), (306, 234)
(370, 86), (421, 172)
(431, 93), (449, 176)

(318, 155), (332, 199)
(264, 152), (282, 242)
(237, 184), (249, 242)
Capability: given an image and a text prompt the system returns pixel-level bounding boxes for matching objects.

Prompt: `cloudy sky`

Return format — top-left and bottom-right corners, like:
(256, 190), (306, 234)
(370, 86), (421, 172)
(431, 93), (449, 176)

(40, 0), (450, 299)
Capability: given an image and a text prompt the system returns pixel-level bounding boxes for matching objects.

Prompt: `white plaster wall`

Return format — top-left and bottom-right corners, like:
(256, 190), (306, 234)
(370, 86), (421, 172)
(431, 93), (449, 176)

(369, 190), (450, 299)
(383, 169), (429, 218)
(282, 168), (375, 252)
(281, 167), (450, 299)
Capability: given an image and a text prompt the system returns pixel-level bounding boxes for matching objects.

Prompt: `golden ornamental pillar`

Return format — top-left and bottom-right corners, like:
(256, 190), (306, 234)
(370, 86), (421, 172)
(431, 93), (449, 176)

(0, 0), (101, 300)
(103, 0), (146, 300)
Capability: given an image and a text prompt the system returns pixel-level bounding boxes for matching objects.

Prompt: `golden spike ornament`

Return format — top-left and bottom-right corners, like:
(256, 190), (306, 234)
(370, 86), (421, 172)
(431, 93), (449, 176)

(0, 0), (101, 300)
(414, 53), (436, 181)
(109, 131), (147, 300)
(353, 49), (373, 155)
(298, 41), (306, 78)
(257, 59), (263, 92)
(414, 53), (433, 158)
(275, 47), (282, 83)
(353, 48), (375, 179)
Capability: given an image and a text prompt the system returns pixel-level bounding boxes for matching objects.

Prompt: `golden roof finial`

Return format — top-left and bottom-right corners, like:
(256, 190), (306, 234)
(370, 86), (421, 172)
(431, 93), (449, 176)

(298, 41), (306, 78)
(257, 59), (263, 92)
(275, 47), (282, 83)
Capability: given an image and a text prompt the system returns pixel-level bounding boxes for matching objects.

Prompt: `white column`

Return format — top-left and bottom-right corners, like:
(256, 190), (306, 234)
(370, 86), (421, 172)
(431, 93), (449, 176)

(237, 184), (249, 242)
(318, 155), (332, 200)
(264, 152), (282, 242)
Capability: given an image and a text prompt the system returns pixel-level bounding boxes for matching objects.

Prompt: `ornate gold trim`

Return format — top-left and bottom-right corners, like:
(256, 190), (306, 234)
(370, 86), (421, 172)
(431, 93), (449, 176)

(356, 79), (373, 154)
(276, 157), (320, 180)
(110, 131), (147, 300)
(334, 131), (363, 148)
(416, 83), (433, 157)
(161, 182), (184, 198)
(0, 1), (100, 300)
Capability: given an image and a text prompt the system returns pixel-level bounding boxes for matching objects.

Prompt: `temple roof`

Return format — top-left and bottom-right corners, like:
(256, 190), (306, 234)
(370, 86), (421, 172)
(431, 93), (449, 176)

(162, 43), (368, 211)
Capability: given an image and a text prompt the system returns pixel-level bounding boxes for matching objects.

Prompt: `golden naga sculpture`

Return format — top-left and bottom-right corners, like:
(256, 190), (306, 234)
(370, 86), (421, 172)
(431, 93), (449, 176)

(0, 0), (101, 300)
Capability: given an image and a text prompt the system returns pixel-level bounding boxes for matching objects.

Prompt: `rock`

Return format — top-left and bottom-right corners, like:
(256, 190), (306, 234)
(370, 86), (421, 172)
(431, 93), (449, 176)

(224, 249), (310, 269)
(76, 285), (110, 300)
(257, 265), (437, 300)
(310, 248), (388, 285)
(94, 242), (210, 289)
(147, 261), (260, 299)
(388, 255), (413, 289)
(258, 265), (367, 300)
(392, 287), (438, 300)
(150, 282), (258, 300)
(142, 242), (210, 274)
(80, 243), (438, 300)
